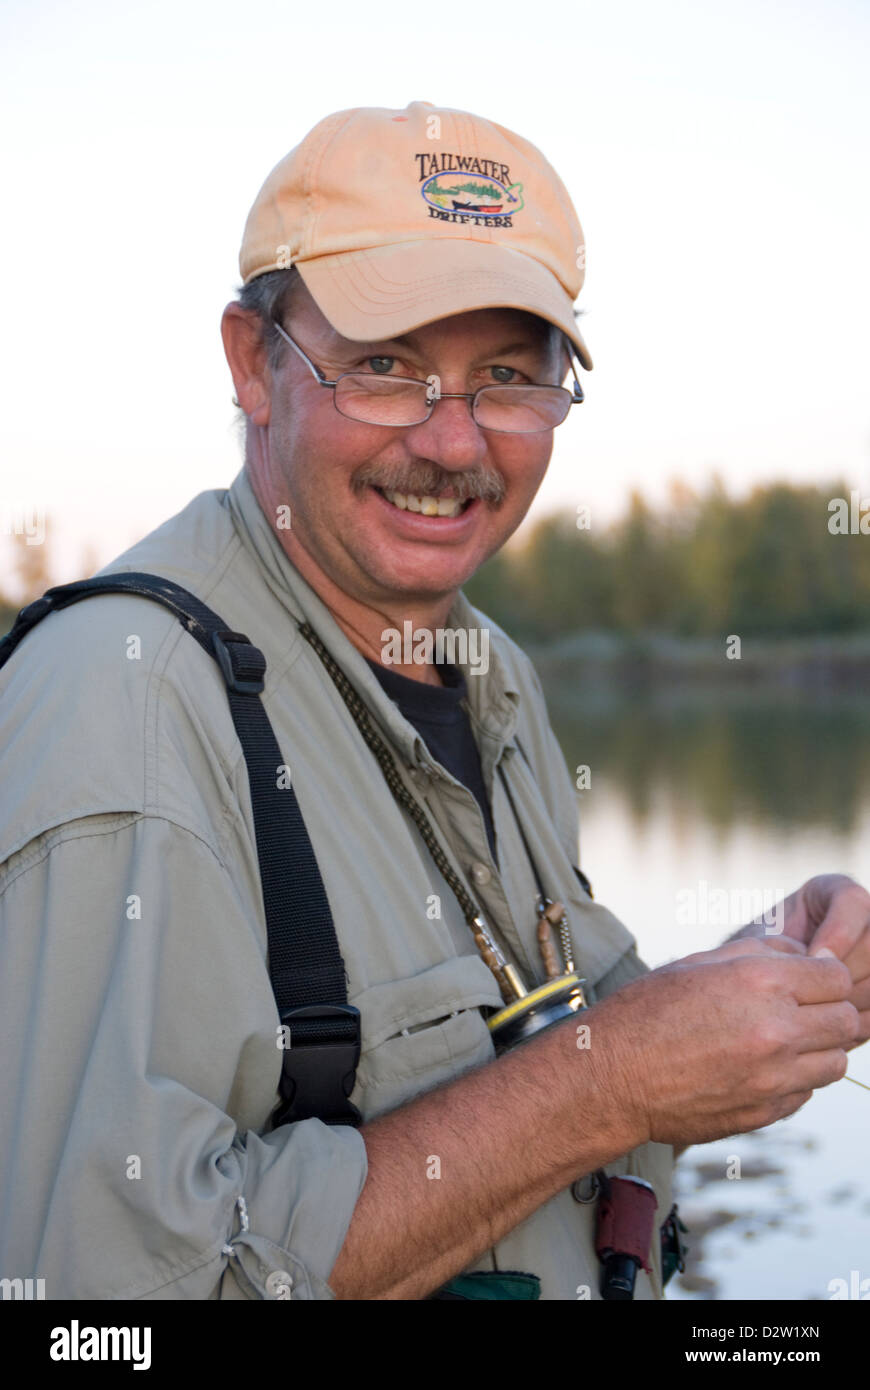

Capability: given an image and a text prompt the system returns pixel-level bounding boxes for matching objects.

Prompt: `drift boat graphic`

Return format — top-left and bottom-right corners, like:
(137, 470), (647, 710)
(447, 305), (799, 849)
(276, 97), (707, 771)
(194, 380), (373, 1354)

(422, 171), (524, 217)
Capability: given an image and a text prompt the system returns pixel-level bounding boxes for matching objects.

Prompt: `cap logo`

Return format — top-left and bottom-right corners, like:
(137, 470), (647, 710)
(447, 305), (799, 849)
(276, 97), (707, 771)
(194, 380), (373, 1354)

(414, 151), (523, 228)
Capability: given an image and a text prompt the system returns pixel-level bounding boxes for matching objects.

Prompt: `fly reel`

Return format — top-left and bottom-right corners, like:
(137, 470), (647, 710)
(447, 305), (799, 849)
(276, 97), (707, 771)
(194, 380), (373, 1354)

(487, 972), (588, 1054)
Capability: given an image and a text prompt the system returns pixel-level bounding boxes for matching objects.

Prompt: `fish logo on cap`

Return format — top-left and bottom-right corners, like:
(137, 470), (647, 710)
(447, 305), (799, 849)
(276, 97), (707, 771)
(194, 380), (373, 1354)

(415, 151), (524, 227)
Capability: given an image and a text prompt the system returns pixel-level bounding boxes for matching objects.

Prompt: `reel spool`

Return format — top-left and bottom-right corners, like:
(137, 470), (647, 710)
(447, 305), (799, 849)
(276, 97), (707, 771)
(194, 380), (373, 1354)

(487, 973), (588, 1055)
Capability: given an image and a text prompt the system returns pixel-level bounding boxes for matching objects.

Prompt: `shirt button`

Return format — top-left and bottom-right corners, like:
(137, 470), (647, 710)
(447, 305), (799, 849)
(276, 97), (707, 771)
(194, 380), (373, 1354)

(470, 862), (492, 886)
(265, 1269), (294, 1299)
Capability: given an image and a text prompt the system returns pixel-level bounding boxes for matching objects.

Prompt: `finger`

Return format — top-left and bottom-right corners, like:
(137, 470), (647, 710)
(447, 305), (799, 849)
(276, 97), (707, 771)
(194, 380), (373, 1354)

(758, 935), (808, 956)
(787, 1047), (850, 1092)
(846, 976), (870, 1014)
(784, 954), (854, 1005)
(792, 1001), (860, 1054)
(845, 1009), (870, 1051)
(720, 925), (807, 954)
(713, 938), (797, 960)
(668, 939), (776, 968)
(736, 1089), (815, 1134)
(807, 882), (870, 961)
(841, 933), (870, 984)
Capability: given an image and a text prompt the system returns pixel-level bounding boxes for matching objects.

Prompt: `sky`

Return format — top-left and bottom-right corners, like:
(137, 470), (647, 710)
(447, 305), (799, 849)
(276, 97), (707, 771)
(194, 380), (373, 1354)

(1, 0), (868, 590)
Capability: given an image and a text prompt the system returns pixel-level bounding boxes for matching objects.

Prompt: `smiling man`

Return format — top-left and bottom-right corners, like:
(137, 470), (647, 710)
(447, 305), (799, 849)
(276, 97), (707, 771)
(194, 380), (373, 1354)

(224, 286), (574, 683)
(1, 102), (867, 1304)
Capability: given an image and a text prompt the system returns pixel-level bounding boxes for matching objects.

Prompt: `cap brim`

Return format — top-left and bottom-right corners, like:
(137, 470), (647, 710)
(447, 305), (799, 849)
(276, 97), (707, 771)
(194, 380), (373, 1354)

(295, 239), (592, 371)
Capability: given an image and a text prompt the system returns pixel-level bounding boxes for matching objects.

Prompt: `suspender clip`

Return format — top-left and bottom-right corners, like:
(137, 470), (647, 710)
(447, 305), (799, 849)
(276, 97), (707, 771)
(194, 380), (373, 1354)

(272, 1003), (362, 1129)
(212, 629), (266, 694)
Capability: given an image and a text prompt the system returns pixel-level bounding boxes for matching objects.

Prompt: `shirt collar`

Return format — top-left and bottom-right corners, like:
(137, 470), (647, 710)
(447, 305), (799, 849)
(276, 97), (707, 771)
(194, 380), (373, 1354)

(223, 465), (521, 765)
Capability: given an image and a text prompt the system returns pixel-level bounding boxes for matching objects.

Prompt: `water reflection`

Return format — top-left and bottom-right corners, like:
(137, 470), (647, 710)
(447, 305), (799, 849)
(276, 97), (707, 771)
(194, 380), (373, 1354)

(531, 660), (870, 1301)
(538, 676), (870, 839)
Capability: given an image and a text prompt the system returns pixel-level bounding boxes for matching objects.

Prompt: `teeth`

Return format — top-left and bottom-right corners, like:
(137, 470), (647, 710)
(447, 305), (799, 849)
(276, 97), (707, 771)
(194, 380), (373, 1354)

(382, 488), (464, 518)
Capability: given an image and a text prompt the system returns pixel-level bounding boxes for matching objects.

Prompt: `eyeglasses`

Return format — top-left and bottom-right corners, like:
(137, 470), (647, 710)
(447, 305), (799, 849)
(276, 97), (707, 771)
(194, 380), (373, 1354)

(272, 321), (584, 433)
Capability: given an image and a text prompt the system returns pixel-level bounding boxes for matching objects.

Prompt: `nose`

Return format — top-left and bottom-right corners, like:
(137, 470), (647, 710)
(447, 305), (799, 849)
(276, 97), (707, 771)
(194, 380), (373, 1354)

(400, 392), (489, 472)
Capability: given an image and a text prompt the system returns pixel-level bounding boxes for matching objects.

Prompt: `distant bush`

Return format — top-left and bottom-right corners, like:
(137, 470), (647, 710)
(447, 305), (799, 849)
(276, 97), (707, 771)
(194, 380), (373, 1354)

(465, 476), (870, 641)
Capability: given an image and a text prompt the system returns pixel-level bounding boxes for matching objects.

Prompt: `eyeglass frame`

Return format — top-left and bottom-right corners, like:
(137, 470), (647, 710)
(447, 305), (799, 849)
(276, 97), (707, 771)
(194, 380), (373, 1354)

(270, 319), (584, 431)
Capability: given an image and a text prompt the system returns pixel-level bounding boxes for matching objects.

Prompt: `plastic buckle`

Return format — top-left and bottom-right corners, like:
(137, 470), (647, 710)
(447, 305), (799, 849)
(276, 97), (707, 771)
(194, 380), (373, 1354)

(211, 629), (265, 694)
(273, 1003), (362, 1128)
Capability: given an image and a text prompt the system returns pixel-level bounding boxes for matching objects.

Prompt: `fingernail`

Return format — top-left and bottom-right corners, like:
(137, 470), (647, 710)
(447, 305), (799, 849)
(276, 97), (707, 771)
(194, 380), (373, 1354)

(812, 947), (836, 958)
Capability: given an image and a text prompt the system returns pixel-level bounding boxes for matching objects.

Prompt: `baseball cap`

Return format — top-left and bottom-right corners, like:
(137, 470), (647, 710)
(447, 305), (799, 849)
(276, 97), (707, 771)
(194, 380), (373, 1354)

(239, 101), (593, 371)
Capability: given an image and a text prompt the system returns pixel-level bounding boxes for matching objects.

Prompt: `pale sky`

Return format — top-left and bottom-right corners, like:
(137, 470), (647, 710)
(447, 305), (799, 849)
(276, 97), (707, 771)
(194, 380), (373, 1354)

(1, 0), (868, 591)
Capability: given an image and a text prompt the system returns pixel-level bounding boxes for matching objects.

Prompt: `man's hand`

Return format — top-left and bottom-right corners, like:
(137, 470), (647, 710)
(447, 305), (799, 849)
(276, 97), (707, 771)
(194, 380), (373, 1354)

(596, 937), (859, 1151)
(729, 874), (870, 1050)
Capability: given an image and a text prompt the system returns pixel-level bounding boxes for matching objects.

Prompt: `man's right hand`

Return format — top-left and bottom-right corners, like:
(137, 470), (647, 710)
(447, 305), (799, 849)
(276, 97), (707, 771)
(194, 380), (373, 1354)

(589, 938), (860, 1149)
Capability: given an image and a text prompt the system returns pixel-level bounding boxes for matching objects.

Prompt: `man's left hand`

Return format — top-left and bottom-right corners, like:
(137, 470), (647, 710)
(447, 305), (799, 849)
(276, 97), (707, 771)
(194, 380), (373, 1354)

(732, 873), (870, 1050)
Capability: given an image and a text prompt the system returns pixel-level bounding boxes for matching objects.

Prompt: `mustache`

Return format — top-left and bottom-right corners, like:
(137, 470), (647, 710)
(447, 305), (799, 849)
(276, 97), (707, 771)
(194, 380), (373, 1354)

(352, 461), (506, 505)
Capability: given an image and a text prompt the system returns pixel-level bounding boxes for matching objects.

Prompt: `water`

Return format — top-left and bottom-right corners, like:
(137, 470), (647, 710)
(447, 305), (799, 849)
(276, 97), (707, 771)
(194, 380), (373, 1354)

(539, 672), (870, 1300)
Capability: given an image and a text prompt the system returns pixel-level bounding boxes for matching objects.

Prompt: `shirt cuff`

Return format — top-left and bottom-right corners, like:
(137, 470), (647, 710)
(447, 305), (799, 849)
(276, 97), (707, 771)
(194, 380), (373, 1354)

(220, 1120), (368, 1300)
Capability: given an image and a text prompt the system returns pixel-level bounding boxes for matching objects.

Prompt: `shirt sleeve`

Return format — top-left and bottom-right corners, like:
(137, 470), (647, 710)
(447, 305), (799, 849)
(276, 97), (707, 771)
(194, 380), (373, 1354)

(0, 812), (368, 1300)
(592, 942), (652, 997)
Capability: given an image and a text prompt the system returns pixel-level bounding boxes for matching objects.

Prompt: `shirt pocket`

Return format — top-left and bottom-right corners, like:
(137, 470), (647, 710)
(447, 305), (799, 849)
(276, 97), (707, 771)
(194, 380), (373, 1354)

(350, 954), (504, 1121)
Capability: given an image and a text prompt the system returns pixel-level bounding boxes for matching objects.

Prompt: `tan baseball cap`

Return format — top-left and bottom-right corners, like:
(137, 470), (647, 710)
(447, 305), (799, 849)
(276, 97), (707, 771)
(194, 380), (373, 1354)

(239, 101), (593, 370)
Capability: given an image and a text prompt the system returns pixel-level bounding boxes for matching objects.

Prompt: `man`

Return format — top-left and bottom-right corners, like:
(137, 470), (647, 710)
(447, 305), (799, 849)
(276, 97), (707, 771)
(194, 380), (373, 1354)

(1, 101), (868, 1302)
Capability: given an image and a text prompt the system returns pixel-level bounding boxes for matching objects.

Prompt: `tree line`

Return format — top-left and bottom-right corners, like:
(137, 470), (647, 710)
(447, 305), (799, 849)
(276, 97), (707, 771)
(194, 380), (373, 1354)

(464, 476), (870, 643)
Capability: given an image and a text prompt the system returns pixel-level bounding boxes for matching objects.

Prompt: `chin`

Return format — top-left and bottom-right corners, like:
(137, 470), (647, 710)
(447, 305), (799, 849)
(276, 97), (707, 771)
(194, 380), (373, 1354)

(371, 563), (472, 601)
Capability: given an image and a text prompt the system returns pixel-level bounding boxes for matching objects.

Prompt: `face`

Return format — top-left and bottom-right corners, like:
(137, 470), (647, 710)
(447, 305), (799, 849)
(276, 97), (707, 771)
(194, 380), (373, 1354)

(228, 281), (568, 610)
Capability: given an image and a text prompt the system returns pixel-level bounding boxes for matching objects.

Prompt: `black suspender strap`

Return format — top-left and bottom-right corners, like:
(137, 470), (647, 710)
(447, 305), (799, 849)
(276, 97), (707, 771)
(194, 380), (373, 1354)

(0, 573), (361, 1128)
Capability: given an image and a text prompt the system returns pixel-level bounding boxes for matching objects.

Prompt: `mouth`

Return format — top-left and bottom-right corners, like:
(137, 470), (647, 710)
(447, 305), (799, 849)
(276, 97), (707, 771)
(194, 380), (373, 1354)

(372, 486), (476, 518)
(365, 483), (484, 538)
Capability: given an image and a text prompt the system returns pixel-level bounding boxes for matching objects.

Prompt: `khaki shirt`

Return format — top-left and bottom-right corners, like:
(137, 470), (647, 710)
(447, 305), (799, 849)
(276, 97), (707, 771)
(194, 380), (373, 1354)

(0, 466), (674, 1300)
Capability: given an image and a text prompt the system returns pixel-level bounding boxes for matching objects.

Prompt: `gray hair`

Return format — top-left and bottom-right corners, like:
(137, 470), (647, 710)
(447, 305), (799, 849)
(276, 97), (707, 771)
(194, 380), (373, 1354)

(235, 265), (302, 371)
(230, 267), (301, 432)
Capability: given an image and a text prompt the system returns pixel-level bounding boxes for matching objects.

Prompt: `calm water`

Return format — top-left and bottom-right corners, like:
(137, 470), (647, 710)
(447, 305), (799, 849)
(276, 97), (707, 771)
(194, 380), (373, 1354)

(540, 671), (870, 1301)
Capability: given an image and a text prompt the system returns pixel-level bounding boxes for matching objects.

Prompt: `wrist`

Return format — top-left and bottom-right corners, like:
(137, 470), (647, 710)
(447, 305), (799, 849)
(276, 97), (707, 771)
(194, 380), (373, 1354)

(551, 994), (650, 1158)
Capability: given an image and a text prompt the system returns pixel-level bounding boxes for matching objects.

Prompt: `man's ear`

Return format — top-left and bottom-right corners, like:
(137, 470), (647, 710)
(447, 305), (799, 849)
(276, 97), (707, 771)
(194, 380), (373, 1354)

(221, 303), (271, 427)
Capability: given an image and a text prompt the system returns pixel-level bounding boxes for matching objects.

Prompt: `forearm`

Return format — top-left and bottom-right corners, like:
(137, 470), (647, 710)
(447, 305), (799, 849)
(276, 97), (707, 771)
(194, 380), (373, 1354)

(328, 1008), (640, 1300)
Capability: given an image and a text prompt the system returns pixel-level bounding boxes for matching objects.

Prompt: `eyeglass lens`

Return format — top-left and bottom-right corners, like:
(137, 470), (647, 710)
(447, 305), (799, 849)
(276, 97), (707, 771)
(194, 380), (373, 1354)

(333, 375), (571, 433)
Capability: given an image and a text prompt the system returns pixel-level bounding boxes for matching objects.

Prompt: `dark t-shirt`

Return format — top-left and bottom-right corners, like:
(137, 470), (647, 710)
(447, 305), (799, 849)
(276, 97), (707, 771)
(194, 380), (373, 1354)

(364, 657), (498, 864)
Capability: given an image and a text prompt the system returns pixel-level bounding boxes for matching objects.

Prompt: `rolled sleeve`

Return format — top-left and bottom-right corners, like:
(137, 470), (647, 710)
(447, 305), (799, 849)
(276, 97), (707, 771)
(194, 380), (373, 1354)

(218, 1124), (367, 1300)
(0, 814), (368, 1300)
